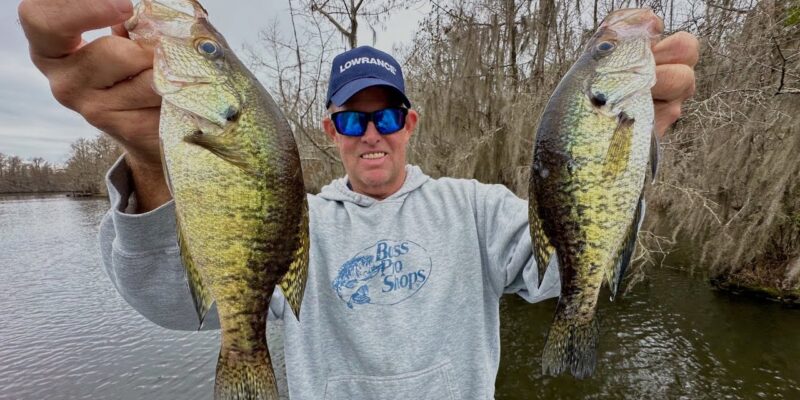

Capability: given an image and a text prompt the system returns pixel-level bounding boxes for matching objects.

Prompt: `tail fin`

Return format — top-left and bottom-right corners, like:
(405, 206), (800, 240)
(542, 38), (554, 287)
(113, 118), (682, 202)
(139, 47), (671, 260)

(541, 311), (600, 379)
(215, 347), (279, 400)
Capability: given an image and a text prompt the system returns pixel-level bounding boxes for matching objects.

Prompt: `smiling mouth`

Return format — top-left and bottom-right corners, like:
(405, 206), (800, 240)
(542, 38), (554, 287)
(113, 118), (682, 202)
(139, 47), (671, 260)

(361, 152), (387, 160)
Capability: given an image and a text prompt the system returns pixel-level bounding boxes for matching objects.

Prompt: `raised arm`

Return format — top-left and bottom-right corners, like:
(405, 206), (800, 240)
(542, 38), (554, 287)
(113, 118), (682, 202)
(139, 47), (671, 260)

(18, 0), (170, 212)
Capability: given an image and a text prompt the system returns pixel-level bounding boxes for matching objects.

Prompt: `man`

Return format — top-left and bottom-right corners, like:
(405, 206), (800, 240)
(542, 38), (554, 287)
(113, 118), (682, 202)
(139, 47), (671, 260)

(18, 0), (698, 398)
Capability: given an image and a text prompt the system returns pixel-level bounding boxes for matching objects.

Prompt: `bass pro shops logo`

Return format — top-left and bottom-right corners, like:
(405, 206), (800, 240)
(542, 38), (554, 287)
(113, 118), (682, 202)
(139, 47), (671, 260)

(331, 239), (431, 309)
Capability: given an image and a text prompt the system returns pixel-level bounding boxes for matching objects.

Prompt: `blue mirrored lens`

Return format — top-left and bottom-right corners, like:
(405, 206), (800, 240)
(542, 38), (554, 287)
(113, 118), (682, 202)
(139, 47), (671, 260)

(334, 112), (368, 136)
(374, 108), (404, 134)
(332, 108), (407, 136)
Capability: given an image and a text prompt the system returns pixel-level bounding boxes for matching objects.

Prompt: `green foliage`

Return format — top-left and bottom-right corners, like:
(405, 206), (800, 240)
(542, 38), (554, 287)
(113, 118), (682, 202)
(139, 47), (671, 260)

(788, 2), (800, 26)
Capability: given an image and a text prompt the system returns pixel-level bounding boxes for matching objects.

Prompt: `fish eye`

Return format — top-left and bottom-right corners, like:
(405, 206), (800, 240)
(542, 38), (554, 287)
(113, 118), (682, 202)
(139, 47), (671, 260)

(196, 39), (222, 59)
(597, 41), (615, 52)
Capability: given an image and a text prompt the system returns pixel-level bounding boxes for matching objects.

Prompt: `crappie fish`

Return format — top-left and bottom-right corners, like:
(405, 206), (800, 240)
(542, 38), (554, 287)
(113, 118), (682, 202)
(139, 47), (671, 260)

(125, 1), (309, 398)
(331, 255), (379, 309)
(528, 9), (664, 379)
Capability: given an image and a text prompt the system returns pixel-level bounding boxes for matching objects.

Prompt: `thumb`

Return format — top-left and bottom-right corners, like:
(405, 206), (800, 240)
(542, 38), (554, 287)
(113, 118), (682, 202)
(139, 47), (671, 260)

(111, 22), (130, 38)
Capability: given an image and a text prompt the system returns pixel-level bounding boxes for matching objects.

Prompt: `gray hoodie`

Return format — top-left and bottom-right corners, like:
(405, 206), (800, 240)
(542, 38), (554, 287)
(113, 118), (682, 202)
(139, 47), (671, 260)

(100, 158), (560, 400)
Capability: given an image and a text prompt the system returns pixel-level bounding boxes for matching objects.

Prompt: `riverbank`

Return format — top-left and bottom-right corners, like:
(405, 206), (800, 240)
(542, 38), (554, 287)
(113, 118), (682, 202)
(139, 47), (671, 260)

(710, 257), (800, 306)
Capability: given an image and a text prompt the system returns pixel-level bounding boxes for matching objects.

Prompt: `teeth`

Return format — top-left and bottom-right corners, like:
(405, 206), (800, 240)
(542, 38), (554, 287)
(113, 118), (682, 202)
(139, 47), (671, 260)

(362, 152), (386, 159)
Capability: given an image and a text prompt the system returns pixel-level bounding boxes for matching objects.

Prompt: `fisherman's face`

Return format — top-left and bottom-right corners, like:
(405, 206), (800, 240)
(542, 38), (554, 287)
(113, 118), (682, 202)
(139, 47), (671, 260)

(323, 86), (418, 200)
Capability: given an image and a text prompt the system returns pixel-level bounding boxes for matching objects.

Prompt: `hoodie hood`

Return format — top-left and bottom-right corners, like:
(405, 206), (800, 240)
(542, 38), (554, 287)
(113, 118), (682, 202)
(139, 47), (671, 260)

(317, 165), (430, 206)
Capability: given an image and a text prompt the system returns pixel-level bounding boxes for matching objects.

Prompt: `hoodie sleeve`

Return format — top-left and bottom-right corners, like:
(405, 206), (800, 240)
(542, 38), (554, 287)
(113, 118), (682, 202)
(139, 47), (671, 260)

(474, 182), (560, 303)
(99, 157), (286, 330)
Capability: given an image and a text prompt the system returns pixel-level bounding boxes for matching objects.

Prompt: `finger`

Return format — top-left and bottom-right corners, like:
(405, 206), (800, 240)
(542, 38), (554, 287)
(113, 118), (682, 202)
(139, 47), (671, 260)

(48, 36), (153, 109)
(653, 31), (700, 67)
(106, 108), (163, 164)
(654, 100), (683, 137)
(652, 64), (695, 102)
(94, 69), (162, 111)
(70, 35), (153, 89)
(111, 22), (129, 38)
(19, 0), (133, 61)
(65, 70), (160, 134)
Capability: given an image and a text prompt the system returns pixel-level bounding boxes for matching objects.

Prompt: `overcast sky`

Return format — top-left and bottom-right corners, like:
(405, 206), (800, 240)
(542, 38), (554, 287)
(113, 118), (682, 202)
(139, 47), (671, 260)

(0, 0), (426, 164)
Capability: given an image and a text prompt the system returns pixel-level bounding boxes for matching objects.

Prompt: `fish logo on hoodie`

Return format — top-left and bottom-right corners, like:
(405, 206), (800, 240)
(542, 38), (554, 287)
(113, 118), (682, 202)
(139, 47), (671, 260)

(332, 239), (432, 309)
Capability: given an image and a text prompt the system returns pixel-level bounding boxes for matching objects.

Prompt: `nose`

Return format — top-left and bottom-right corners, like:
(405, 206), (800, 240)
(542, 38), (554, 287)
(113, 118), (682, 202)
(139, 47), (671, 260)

(360, 121), (382, 145)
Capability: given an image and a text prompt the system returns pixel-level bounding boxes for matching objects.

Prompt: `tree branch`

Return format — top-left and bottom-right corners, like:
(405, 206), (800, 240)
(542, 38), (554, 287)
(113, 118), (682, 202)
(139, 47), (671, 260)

(772, 34), (787, 95)
(289, 0), (303, 110)
(310, 2), (352, 38)
(706, 2), (751, 14)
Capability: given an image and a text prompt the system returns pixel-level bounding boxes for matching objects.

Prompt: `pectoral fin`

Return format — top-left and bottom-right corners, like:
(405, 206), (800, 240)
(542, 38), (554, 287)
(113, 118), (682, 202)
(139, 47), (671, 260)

(278, 202), (310, 320)
(158, 139), (175, 198)
(649, 130), (661, 183)
(184, 129), (261, 177)
(606, 195), (646, 300)
(176, 216), (214, 329)
(603, 113), (635, 176)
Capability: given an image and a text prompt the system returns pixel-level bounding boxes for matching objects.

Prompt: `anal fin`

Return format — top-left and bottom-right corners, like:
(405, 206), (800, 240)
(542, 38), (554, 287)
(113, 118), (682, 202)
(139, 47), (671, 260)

(529, 191), (556, 288)
(607, 194), (646, 300)
(278, 202), (310, 320)
(177, 216), (214, 329)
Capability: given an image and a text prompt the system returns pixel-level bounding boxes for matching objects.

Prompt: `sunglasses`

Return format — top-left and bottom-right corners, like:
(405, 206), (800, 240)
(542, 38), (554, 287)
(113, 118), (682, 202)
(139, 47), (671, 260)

(330, 107), (409, 137)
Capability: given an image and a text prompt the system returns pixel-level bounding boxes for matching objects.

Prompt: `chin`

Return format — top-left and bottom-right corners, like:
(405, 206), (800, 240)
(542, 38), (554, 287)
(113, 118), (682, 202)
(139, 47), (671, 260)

(350, 168), (392, 190)
(360, 172), (391, 187)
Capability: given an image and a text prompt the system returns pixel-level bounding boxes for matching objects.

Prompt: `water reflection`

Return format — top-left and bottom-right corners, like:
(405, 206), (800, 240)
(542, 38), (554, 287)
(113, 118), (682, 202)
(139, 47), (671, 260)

(0, 195), (220, 400)
(497, 267), (800, 399)
(1, 195), (798, 400)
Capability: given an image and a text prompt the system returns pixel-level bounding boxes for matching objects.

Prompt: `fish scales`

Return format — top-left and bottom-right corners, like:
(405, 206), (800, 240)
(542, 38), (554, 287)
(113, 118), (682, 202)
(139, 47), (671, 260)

(529, 8), (663, 379)
(126, 1), (309, 399)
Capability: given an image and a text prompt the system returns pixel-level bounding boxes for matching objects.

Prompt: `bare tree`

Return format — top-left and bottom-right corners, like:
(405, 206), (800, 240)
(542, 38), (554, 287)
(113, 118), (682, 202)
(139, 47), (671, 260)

(246, 0), (415, 191)
(0, 155), (59, 193)
(61, 135), (121, 195)
(403, 0), (799, 291)
(0, 153), (6, 182)
(305, 0), (410, 49)
(242, 0), (799, 290)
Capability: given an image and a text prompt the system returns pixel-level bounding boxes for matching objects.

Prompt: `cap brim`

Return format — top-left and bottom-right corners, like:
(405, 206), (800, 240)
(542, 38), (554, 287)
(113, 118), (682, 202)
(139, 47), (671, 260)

(329, 78), (411, 108)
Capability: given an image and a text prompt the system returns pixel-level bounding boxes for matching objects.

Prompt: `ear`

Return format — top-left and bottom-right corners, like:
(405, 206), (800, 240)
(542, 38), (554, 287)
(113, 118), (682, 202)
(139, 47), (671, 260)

(404, 109), (419, 138)
(323, 117), (338, 142)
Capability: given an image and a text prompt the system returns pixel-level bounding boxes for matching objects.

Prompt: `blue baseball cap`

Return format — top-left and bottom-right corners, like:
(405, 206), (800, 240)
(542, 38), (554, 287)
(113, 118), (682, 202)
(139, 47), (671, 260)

(326, 46), (411, 108)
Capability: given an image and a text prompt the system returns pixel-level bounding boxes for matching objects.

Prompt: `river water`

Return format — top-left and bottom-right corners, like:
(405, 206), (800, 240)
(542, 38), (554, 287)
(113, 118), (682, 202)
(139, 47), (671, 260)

(1, 195), (798, 399)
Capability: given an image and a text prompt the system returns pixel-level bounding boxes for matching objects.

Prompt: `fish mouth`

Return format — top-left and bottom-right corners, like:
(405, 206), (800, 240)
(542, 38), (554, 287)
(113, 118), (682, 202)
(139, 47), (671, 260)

(601, 8), (664, 41)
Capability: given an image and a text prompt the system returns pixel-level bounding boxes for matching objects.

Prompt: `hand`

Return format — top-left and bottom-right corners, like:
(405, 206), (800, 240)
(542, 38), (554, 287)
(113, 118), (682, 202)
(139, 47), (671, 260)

(19, 0), (170, 211)
(651, 31), (699, 137)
